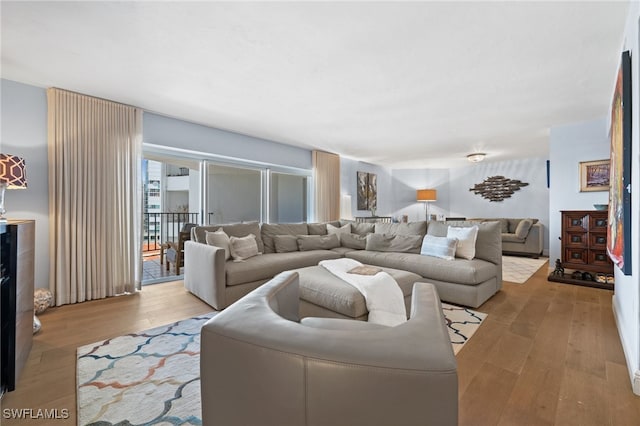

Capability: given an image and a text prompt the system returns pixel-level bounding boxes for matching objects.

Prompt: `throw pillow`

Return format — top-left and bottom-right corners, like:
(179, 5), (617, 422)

(420, 235), (458, 260)
(205, 229), (231, 260)
(273, 235), (299, 253)
(341, 233), (368, 250)
(327, 223), (351, 243)
(447, 225), (479, 260)
(229, 234), (260, 261)
(365, 233), (423, 253)
(297, 234), (341, 251)
(515, 219), (533, 239)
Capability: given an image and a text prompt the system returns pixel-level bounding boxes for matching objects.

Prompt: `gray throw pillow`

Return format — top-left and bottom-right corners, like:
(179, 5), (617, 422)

(420, 235), (457, 260)
(515, 219), (533, 239)
(365, 233), (423, 253)
(273, 235), (299, 253)
(327, 223), (351, 243)
(341, 233), (367, 250)
(297, 234), (340, 251)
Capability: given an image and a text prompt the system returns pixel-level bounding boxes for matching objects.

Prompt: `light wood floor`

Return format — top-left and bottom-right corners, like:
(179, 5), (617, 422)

(2, 263), (639, 425)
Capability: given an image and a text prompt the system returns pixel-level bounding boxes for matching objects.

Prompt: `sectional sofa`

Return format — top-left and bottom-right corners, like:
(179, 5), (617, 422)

(468, 217), (543, 257)
(184, 219), (502, 310)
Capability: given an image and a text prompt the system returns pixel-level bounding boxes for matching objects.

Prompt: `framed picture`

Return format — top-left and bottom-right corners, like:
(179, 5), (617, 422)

(357, 171), (369, 210)
(356, 171), (378, 211)
(579, 159), (610, 192)
(607, 50), (632, 275)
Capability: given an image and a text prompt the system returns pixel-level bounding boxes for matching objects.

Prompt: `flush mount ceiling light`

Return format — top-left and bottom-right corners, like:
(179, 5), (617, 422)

(467, 153), (486, 163)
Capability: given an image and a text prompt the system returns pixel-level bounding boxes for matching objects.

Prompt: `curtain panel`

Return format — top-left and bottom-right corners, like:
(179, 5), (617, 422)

(312, 150), (340, 222)
(47, 88), (142, 306)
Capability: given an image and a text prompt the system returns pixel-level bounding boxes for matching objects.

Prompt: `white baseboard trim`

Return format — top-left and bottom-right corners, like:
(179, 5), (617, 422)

(612, 295), (640, 395)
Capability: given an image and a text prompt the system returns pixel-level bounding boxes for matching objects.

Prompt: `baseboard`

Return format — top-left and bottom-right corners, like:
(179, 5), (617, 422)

(543, 248), (549, 257)
(612, 295), (640, 395)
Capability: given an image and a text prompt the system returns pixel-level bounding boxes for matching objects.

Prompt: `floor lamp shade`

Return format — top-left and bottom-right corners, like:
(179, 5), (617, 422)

(416, 189), (437, 202)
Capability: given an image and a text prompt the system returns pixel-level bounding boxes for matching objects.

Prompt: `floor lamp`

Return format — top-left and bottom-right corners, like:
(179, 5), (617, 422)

(416, 189), (437, 221)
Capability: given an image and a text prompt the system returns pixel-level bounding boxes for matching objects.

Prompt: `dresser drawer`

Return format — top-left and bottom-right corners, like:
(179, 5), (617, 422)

(564, 214), (588, 231)
(565, 232), (587, 247)
(564, 248), (587, 265)
(590, 215), (608, 231)
(590, 233), (608, 249)
(589, 250), (611, 267)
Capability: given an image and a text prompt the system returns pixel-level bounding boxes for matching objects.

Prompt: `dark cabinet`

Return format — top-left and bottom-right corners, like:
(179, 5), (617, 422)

(0, 220), (35, 397)
(560, 210), (612, 275)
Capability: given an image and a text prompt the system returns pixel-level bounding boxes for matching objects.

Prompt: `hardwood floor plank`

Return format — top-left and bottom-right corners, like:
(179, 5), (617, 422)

(555, 367), (610, 426)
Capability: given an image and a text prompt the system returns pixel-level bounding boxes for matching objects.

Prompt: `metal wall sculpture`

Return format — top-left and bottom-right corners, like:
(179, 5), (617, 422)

(469, 176), (529, 202)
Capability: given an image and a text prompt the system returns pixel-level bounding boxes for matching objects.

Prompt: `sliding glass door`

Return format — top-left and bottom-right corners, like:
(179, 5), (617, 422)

(206, 163), (262, 224)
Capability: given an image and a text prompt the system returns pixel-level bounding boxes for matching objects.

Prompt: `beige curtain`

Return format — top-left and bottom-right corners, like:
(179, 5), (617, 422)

(313, 150), (340, 222)
(47, 88), (142, 306)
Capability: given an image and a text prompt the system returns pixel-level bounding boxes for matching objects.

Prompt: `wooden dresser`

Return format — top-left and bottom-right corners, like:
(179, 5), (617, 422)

(0, 220), (35, 395)
(551, 210), (614, 289)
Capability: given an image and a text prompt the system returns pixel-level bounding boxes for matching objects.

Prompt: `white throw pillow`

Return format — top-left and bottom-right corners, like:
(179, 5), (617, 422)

(229, 234), (260, 261)
(205, 229), (231, 260)
(327, 223), (351, 243)
(420, 235), (458, 260)
(447, 225), (479, 260)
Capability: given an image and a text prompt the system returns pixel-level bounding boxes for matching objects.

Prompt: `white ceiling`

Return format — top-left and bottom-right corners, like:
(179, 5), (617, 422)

(1, 1), (630, 168)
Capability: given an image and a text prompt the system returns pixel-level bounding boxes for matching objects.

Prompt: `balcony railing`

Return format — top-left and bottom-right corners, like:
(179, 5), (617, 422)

(142, 212), (219, 253)
(143, 212), (199, 252)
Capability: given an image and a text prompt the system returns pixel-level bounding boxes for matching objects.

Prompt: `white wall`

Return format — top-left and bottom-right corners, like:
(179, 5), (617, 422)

(612, 1), (640, 396)
(390, 169), (450, 222)
(0, 79), (49, 289)
(548, 118), (610, 263)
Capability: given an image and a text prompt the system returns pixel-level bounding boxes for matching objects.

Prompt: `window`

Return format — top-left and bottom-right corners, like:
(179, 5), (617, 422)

(207, 164), (262, 224)
(269, 172), (308, 223)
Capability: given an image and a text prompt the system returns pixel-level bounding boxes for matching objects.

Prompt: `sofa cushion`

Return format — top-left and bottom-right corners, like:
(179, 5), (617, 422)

(374, 221), (427, 237)
(261, 223), (309, 253)
(515, 219), (533, 239)
(447, 225), (479, 260)
(420, 235), (457, 260)
(273, 235), (299, 253)
(297, 234), (341, 251)
(365, 233), (423, 253)
(346, 250), (497, 286)
(307, 221), (341, 235)
(327, 223), (351, 242)
(193, 223), (265, 253)
(341, 233), (367, 250)
(225, 250), (341, 286)
(341, 220), (375, 236)
(502, 233), (525, 243)
(229, 234), (260, 261)
(293, 264), (422, 318)
(205, 229), (231, 260)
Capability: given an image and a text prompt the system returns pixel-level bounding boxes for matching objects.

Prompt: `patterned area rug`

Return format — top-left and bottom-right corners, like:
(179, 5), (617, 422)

(502, 255), (549, 284)
(77, 306), (486, 425)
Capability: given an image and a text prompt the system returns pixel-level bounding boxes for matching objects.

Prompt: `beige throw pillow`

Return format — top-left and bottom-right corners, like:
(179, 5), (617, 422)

(420, 235), (457, 260)
(273, 235), (299, 253)
(205, 229), (231, 260)
(229, 234), (260, 261)
(296, 234), (340, 251)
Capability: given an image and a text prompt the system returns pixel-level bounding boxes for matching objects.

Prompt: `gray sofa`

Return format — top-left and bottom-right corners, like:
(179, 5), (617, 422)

(468, 218), (543, 258)
(184, 219), (502, 309)
(200, 271), (458, 426)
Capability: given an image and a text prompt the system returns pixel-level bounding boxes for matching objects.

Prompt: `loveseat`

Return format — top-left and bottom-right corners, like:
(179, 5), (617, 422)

(468, 218), (543, 258)
(200, 271), (458, 426)
(184, 219), (502, 309)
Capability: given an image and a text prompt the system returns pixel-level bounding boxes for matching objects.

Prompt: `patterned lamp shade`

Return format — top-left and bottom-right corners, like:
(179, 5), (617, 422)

(0, 153), (28, 189)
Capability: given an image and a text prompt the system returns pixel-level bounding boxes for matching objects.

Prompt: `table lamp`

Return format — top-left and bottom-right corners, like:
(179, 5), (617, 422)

(0, 153), (28, 222)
